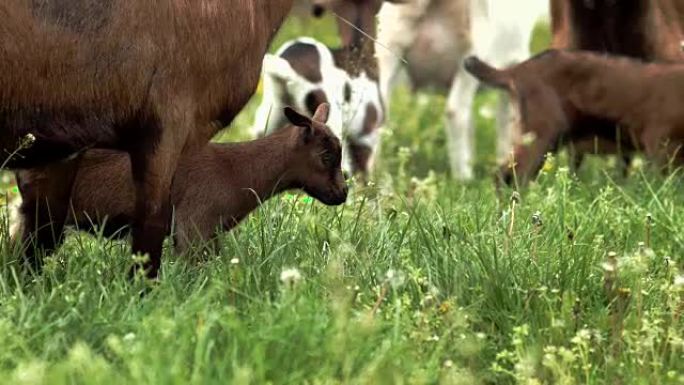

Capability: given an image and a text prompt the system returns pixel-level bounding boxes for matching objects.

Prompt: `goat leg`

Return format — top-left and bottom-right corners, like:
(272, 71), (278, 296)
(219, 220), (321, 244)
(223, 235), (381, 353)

(129, 118), (188, 280)
(15, 158), (80, 272)
(445, 67), (478, 181)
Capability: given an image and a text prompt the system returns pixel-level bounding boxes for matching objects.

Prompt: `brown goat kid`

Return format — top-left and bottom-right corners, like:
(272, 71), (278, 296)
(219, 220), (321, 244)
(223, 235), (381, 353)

(14, 104), (347, 255)
(2, 0), (294, 277)
(548, 0), (684, 168)
(464, 50), (684, 184)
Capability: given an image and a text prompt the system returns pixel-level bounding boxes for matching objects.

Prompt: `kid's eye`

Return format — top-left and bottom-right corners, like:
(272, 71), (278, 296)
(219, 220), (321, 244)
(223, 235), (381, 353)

(321, 152), (334, 166)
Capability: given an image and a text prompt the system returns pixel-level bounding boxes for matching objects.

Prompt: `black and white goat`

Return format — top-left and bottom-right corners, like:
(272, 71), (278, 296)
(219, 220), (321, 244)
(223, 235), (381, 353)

(254, 37), (384, 175)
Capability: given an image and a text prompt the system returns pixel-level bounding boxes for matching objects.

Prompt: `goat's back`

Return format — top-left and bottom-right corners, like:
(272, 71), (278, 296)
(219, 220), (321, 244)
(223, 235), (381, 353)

(1, 0), (294, 167)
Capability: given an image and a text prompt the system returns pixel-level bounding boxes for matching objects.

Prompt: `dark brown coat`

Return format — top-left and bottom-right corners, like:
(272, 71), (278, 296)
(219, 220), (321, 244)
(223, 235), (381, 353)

(465, 50), (684, 184)
(3, 0), (293, 276)
(15, 105), (347, 255)
(550, 0), (684, 61)
(548, 0), (684, 168)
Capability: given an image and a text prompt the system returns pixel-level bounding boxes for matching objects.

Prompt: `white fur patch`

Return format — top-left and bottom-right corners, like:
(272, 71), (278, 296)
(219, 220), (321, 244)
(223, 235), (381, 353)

(254, 37), (384, 174)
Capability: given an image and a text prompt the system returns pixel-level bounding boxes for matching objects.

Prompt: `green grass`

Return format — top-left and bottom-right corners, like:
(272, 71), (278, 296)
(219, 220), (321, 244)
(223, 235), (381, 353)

(1, 15), (684, 385)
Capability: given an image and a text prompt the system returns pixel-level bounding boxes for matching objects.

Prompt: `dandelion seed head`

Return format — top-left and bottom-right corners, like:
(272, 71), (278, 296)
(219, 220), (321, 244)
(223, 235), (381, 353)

(531, 211), (543, 226)
(646, 213), (653, 222)
(280, 267), (303, 287)
(20, 133), (36, 148)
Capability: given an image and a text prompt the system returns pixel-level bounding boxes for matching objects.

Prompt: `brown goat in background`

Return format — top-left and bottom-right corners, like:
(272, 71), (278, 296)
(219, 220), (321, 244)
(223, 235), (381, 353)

(550, 0), (684, 61)
(545, 0), (684, 171)
(465, 50), (684, 184)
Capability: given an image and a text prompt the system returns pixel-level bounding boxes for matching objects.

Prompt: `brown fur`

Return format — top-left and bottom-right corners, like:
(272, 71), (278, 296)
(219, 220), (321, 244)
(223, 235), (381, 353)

(550, 0), (684, 61)
(14, 104), (347, 256)
(545, 0), (684, 172)
(465, 51), (684, 184)
(331, 41), (379, 81)
(3, 0), (294, 276)
(311, 0), (384, 47)
(401, 0), (469, 92)
(310, 0), (407, 81)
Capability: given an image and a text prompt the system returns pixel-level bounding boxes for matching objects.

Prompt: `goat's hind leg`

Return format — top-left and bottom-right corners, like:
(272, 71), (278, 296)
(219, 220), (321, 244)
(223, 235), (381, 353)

(15, 159), (80, 272)
(445, 66), (479, 180)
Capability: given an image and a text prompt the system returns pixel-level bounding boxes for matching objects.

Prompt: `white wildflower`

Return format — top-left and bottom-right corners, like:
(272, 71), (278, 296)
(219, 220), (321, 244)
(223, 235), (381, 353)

(674, 275), (684, 288)
(601, 262), (615, 273)
(385, 268), (405, 289)
(571, 329), (592, 345)
(230, 258), (240, 265)
(443, 359), (454, 368)
(280, 267), (303, 287)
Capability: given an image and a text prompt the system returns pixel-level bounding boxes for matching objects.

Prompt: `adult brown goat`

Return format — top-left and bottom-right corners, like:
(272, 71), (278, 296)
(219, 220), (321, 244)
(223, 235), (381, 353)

(1, 0), (294, 277)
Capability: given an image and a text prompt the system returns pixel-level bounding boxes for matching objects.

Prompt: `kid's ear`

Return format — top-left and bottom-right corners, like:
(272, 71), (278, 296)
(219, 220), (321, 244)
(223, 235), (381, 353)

(284, 107), (315, 142)
(312, 102), (330, 123)
(263, 54), (296, 82)
(284, 106), (312, 127)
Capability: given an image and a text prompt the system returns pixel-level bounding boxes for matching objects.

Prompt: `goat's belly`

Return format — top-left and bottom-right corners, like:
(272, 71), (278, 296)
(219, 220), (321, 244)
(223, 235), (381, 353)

(69, 149), (136, 230)
(0, 108), (120, 169)
(404, 19), (466, 92)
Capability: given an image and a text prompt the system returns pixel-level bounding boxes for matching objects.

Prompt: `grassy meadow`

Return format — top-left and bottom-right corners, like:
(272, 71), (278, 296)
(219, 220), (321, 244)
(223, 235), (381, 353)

(1, 13), (683, 385)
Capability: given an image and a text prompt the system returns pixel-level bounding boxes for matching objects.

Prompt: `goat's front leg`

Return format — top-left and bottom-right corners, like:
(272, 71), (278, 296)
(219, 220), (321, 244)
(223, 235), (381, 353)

(445, 66), (479, 181)
(377, 47), (402, 117)
(348, 127), (380, 176)
(641, 126), (673, 172)
(129, 119), (189, 279)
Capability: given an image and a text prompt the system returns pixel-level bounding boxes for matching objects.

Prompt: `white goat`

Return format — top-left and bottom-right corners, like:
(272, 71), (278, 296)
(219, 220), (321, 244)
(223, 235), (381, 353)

(376, 0), (549, 180)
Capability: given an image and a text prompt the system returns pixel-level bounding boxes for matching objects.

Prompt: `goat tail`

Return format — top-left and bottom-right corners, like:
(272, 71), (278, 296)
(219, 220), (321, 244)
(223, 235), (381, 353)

(463, 56), (511, 90)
